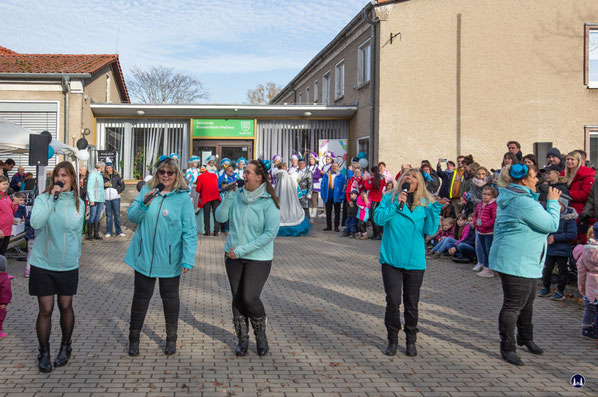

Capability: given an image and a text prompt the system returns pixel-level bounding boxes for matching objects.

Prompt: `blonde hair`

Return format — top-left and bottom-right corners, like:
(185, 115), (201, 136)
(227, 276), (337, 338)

(442, 217), (455, 227)
(564, 151), (583, 187)
(149, 158), (188, 191)
(391, 168), (435, 209)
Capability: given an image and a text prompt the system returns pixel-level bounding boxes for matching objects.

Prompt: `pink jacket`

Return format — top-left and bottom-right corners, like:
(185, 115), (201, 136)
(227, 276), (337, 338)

(457, 223), (471, 244)
(0, 273), (11, 304)
(437, 225), (455, 240)
(473, 199), (497, 235)
(0, 193), (17, 237)
(574, 241), (598, 303)
(356, 195), (370, 221)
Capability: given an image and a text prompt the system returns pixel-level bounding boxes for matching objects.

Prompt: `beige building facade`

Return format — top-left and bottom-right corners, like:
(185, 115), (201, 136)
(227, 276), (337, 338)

(273, 0), (598, 174)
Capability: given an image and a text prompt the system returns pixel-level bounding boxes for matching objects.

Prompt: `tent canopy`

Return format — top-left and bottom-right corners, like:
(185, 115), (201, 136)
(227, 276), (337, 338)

(0, 117), (31, 154)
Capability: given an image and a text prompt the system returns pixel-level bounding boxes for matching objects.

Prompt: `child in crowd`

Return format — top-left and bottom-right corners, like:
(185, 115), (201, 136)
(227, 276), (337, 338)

(13, 192), (26, 219)
(356, 191), (370, 240)
(538, 194), (578, 300)
(0, 176), (18, 258)
(428, 214), (469, 257)
(429, 217), (455, 249)
(573, 223), (598, 339)
(473, 187), (498, 276)
(426, 217), (444, 248)
(385, 180), (394, 193)
(0, 255), (11, 338)
(450, 214), (477, 263)
(341, 190), (359, 238)
(467, 167), (491, 209)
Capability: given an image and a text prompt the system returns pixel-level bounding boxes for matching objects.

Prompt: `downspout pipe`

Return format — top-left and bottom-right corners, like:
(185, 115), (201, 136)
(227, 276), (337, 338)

(363, 7), (376, 165)
(62, 76), (70, 147)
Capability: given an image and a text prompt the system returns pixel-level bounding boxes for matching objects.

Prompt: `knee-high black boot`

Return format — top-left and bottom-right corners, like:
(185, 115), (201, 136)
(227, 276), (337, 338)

(53, 339), (72, 367)
(93, 222), (102, 240)
(250, 316), (269, 356)
(38, 344), (52, 373)
(233, 316), (249, 356)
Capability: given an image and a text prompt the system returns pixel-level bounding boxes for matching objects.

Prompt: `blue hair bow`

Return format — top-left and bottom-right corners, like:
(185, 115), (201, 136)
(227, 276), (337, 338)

(509, 163), (528, 179)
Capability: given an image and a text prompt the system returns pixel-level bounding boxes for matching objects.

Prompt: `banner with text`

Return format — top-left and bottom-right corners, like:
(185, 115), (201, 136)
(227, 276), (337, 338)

(192, 119), (255, 138)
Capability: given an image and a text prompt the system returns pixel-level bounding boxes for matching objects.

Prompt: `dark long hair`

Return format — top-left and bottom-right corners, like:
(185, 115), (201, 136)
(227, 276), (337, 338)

(370, 166), (381, 191)
(44, 161), (80, 212)
(249, 160), (280, 209)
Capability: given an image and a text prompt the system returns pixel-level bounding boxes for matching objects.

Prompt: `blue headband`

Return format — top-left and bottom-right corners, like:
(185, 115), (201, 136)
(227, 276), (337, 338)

(510, 163), (529, 179)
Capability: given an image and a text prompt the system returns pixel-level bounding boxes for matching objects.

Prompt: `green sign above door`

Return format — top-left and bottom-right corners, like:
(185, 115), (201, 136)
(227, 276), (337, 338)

(192, 119), (255, 138)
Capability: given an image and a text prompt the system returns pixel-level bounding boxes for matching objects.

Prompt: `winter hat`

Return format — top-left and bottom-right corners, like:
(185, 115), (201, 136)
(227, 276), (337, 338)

(558, 193), (571, 207)
(546, 147), (562, 159)
(0, 255), (6, 272)
(542, 163), (561, 173)
(573, 244), (585, 261)
(350, 189), (359, 195)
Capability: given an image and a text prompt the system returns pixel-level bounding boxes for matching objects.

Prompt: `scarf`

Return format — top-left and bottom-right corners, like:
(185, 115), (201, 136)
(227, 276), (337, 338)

(472, 177), (487, 188)
(241, 182), (267, 204)
(422, 172), (433, 182)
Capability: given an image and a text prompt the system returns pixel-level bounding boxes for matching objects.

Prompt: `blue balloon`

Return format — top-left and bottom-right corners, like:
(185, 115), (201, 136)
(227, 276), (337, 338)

(357, 151), (367, 160)
(47, 145), (54, 159)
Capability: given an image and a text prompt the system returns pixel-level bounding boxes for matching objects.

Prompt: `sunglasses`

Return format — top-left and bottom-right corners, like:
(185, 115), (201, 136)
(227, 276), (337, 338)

(158, 170), (175, 176)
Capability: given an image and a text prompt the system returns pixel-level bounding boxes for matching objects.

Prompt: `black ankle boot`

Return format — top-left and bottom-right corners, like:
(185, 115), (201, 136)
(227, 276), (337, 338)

(250, 316), (269, 356)
(128, 330), (140, 356)
(385, 343), (397, 356)
(38, 344), (52, 373)
(93, 222), (102, 240)
(233, 316), (249, 356)
(405, 343), (417, 357)
(516, 336), (544, 354)
(501, 350), (524, 366)
(53, 340), (72, 367)
(164, 340), (176, 355)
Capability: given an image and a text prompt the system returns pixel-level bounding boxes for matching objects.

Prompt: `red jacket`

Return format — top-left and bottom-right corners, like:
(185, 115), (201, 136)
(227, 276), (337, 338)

(363, 178), (386, 203)
(195, 172), (221, 208)
(0, 273), (11, 304)
(0, 193), (17, 237)
(473, 200), (497, 234)
(561, 166), (595, 215)
(345, 176), (364, 201)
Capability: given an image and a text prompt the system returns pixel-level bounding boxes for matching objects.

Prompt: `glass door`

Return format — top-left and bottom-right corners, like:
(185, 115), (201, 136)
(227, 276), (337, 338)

(192, 140), (253, 165)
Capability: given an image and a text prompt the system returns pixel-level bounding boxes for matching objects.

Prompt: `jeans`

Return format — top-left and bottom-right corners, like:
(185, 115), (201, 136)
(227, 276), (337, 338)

(105, 199), (122, 235)
(475, 232), (494, 267)
(582, 297), (598, 331)
(370, 201), (381, 237)
(88, 202), (105, 224)
(130, 271), (181, 340)
(433, 237), (458, 253)
(225, 258), (272, 318)
(456, 242), (476, 260)
(343, 217), (357, 234)
(203, 200), (220, 234)
(542, 255), (569, 292)
(498, 272), (537, 352)
(325, 200), (341, 229)
(381, 263), (425, 344)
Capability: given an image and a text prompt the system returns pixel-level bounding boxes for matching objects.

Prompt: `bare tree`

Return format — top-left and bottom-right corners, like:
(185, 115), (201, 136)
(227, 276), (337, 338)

(246, 82), (282, 104)
(128, 65), (209, 104)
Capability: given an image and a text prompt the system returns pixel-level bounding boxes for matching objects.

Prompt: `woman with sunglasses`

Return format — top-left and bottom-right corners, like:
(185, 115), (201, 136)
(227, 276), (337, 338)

(215, 160), (280, 356)
(125, 157), (198, 356)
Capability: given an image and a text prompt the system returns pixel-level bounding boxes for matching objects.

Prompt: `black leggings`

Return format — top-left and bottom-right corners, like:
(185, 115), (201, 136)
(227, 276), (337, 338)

(370, 201), (381, 237)
(36, 295), (74, 345)
(0, 236), (10, 256)
(130, 271), (181, 339)
(225, 258), (272, 318)
(203, 200), (220, 234)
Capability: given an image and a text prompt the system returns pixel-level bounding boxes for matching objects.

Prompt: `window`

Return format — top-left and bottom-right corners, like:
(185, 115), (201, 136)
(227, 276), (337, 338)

(335, 60), (345, 99)
(306, 87), (310, 104)
(357, 137), (369, 158)
(322, 72), (331, 105)
(298, 92), (302, 104)
(585, 24), (598, 87)
(314, 80), (318, 102)
(587, 127), (598, 167)
(358, 39), (371, 86)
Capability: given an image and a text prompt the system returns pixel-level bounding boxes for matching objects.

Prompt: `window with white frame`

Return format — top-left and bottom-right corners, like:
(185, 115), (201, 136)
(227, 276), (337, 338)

(322, 72), (331, 105)
(313, 80), (318, 102)
(358, 39), (371, 86)
(335, 60), (345, 99)
(587, 26), (598, 87)
(587, 127), (598, 167)
(306, 87), (310, 104)
(357, 137), (369, 158)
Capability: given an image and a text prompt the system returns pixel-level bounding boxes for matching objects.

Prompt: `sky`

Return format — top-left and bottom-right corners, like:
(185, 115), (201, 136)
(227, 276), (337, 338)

(1, 0), (368, 104)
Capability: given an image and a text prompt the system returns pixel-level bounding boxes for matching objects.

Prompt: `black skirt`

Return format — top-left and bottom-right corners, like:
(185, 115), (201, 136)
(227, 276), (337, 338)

(29, 265), (79, 296)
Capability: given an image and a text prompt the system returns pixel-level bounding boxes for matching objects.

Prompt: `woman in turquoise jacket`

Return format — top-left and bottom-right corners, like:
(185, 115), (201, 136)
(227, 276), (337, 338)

(29, 161), (85, 373)
(125, 157), (197, 357)
(374, 168), (448, 358)
(215, 160), (280, 357)
(489, 164), (561, 366)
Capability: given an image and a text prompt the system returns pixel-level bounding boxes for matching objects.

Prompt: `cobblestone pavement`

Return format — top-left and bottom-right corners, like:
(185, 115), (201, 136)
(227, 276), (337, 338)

(1, 218), (597, 397)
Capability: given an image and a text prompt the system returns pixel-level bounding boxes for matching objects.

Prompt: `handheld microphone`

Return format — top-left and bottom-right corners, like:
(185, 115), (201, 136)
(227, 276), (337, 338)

(144, 183), (165, 205)
(398, 182), (410, 211)
(53, 181), (64, 201)
(219, 179), (245, 193)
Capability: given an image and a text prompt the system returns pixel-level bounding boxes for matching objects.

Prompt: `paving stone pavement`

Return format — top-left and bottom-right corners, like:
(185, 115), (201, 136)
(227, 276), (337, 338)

(1, 218), (597, 397)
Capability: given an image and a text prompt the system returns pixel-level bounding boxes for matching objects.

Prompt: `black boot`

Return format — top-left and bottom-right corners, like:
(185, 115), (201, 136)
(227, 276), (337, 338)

(164, 339), (176, 355)
(501, 350), (524, 366)
(385, 332), (398, 356)
(128, 330), (140, 356)
(38, 344), (52, 373)
(93, 222), (103, 240)
(250, 316), (269, 356)
(405, 343), (417, 357)
(517, 336), (544, 355)
(53, 339), (72, 367)
(233, 316), (249, 356)
(85, 222), (93, 240)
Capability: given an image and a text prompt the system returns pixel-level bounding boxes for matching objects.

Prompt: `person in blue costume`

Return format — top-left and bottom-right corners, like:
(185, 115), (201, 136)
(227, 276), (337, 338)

(125, 156), (198, 357)
(374, 168), (449, 358)
(206, 155), (218, 174)
(219, 158), (232, 177)
(235, 157), (247, 180)
(218, 165), (239, 234)
(273, 163), (311, 236)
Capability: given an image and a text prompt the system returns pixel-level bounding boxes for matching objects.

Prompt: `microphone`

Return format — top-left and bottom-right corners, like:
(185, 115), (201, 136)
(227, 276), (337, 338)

(219, 179), (245, 193)
(144, 183), (165, 205)
(54, 181), (64, 201)
(398, 182), (410, 211)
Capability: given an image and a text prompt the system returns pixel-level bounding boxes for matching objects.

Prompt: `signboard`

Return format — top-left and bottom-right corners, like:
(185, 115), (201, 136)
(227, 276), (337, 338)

(319, 139), (348, 175)
(97, 150), (118, 167)
(192, 119), (255, 138)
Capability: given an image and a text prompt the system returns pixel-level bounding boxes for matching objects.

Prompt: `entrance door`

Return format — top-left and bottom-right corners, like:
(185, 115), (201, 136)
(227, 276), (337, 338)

(192, 139), (253, 166)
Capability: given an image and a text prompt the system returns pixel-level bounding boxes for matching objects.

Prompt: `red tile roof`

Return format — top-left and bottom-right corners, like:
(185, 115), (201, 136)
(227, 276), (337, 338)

(0, 50), (129, 102)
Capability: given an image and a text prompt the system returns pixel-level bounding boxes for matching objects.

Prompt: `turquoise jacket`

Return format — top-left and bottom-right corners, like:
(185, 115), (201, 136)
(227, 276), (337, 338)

(489, 184), (560, 278)
(125, 185), (198, 277)
(29, 191), (85, 272)
(86, 170), (105, 203)
(215, 186), (280, 261)
(375, 192), (443, 270)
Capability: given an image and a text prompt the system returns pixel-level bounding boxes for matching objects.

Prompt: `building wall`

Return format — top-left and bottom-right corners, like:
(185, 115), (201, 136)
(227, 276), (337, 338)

(84, 66), (124, 144)
(377, 0), (598, 174)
